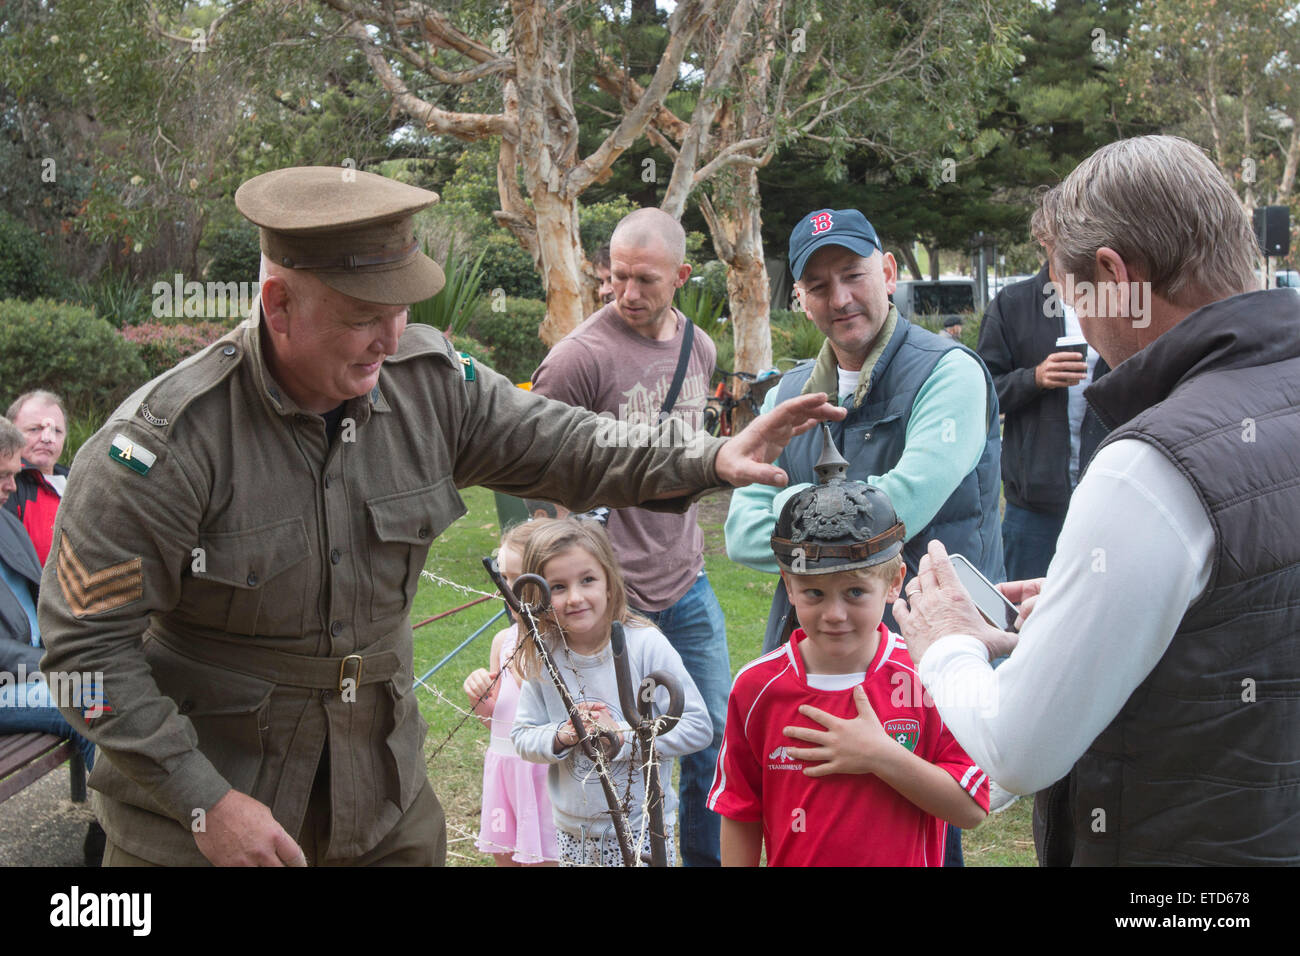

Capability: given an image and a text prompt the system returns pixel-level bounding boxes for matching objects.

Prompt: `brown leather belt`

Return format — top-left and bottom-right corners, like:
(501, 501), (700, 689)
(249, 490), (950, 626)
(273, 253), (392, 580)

(148, 623), (405, 692)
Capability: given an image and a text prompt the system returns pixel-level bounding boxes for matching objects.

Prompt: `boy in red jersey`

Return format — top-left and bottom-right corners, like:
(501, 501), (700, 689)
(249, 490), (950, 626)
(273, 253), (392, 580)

(709, 427), (989, 865)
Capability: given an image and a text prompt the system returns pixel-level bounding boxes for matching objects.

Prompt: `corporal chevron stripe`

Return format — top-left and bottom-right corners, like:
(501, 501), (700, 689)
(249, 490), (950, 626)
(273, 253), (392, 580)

(56, 536), (144, 618)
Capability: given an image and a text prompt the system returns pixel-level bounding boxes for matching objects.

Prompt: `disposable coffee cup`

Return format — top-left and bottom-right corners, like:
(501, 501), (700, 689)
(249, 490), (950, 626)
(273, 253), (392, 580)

(1055, 335), (1088, 362)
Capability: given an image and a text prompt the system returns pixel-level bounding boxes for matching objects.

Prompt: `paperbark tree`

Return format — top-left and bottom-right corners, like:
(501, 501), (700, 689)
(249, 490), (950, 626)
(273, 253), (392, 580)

(1120, 0), (1300, 213)
(321, 0), (714, 344)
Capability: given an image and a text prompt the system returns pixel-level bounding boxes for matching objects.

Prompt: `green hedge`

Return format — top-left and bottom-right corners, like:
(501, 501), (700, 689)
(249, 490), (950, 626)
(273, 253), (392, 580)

(467, 297), (548, 383)
(0, 299), (148, 411)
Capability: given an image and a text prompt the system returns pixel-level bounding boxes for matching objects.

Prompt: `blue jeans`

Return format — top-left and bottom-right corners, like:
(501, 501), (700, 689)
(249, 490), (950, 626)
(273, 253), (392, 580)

(632, 572), (728, 867)
(0, 679), (96, 768)
(1002, 502), (1068, 582)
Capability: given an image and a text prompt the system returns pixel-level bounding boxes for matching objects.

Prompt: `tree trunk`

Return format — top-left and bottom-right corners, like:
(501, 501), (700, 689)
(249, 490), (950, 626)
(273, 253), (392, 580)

(927, 243), (940, 280)
(531, 191), (587, 345)
(701, 167), (772, 433)
(1276, 123), (1299, 202)
(512, 0), (585, 345)
(897, 243), (923, 280)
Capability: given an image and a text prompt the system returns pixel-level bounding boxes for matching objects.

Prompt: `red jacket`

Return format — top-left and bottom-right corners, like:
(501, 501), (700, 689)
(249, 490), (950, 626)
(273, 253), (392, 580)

(1, 461), (68, 566)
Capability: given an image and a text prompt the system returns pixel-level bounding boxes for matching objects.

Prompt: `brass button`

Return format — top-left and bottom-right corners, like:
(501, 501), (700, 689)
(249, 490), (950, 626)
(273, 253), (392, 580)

(246, 572), (258, 587)
(330, 549), (342, 565)
(330, 621), (343, 637)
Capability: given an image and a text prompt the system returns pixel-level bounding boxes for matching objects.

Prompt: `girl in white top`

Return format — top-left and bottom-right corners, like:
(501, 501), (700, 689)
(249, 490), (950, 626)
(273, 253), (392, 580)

(511, 518), (711, 866)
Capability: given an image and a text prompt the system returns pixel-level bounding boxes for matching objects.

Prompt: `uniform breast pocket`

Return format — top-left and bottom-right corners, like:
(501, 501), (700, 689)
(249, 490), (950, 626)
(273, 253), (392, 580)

(365, 479), (467, 622)
(194, 518), (310, 636)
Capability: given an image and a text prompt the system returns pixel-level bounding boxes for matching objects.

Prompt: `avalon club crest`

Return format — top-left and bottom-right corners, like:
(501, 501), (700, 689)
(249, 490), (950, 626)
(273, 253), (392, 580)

(883, 717), (920, 753)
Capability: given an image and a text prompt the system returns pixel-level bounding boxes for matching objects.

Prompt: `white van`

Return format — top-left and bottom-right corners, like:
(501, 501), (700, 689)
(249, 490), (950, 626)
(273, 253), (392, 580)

(892, 279), (976, 321)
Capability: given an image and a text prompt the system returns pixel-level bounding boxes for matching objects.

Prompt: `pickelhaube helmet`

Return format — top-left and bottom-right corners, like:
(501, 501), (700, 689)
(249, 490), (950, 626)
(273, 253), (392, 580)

(771, 425), (905, 574)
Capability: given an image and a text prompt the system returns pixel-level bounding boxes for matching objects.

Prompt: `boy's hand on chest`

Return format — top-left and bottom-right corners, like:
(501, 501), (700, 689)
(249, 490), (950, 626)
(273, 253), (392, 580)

(780, 686), (900, 777)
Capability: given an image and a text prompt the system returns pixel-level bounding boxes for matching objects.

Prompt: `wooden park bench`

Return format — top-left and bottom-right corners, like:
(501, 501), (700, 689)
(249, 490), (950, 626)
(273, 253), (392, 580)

(0, 732), (86, 805)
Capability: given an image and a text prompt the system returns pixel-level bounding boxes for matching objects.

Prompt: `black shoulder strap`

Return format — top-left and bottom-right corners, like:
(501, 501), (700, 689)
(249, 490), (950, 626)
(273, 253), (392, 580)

(658, 317), (695, 423)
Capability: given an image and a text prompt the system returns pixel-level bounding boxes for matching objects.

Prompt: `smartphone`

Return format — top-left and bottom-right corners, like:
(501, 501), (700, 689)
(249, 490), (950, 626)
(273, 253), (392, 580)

(948, 554), (1020, 632)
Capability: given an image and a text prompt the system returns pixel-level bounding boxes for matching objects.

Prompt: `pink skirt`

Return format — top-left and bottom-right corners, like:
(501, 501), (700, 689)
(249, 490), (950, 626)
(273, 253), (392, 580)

(476, 747), (559, 864)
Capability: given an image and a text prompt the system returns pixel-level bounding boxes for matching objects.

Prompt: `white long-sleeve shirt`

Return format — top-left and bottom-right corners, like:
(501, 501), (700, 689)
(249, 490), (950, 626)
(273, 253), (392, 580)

(512, 623), (713, 836)
(917, 438), (1214, 795)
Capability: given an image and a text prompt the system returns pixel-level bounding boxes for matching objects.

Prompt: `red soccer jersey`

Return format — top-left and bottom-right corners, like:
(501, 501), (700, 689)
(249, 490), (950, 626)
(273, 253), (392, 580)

(707, 625), (989, 866)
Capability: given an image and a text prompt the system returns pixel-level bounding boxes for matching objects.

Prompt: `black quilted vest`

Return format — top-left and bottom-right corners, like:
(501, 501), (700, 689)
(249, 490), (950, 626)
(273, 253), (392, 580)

(1035, 289), (1300, 866)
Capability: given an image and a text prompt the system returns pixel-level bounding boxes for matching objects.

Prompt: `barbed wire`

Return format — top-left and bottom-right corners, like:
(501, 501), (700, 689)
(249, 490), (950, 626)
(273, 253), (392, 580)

(419, 569), (676, 867)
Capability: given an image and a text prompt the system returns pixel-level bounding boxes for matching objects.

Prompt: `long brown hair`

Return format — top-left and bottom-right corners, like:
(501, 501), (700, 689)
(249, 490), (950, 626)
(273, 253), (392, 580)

(511, 518), (649, 681)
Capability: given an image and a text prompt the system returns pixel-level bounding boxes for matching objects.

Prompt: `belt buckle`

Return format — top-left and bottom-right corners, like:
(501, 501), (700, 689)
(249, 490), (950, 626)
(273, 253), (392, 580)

(339, 654), (363, 692)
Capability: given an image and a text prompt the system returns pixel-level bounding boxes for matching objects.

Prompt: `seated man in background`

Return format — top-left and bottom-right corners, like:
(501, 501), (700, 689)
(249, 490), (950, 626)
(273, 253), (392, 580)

(3, 390), (70, 566)
(0, 416), (101, 864)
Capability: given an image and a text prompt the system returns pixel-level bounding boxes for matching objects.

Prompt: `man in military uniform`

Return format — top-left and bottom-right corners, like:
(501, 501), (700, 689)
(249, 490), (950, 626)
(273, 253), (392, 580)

(38, 166), (843, 866)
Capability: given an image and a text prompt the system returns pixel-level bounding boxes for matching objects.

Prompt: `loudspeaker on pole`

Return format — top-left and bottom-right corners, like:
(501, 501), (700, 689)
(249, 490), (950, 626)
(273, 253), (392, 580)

(1253, 205), (1290, 257)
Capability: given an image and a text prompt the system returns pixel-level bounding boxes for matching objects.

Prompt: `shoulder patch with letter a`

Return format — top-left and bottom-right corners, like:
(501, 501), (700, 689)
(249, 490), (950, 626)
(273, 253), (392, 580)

(109, 433), (157, 475)
(458, 352), (476, 381)
(56, 537), (144, 618)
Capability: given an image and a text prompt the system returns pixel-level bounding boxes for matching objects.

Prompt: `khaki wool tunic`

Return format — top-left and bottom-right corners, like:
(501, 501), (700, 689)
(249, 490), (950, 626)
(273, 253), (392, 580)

(37, 306), (724, 865)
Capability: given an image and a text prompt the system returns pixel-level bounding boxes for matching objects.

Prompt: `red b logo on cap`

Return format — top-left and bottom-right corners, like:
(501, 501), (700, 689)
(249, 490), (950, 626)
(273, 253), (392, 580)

(809, 212), (833, 235)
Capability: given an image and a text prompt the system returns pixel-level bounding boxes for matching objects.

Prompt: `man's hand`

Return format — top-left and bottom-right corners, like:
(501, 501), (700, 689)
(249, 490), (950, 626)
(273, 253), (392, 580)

(783, 686), (888, 777)
(893, 540), (1019, 664)
(997, 577), (1045, 631)
(1034, 351), (1088, 389)
(194, 789), (307, 867)
(714, 392), (846, 487)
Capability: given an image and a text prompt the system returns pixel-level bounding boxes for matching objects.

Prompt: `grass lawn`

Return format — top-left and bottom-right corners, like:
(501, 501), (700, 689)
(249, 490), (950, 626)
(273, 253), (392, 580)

(411, 484), (1035, 866)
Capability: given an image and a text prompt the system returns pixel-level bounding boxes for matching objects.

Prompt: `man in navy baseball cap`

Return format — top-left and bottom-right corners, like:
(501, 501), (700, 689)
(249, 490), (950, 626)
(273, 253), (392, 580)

(788, 208), (883, 282)
(785, 208), (897, 367)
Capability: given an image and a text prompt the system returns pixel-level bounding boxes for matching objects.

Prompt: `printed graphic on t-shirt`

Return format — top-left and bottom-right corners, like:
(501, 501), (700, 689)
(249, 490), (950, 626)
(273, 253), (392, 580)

(766, 746), (803, 771)
(566, 693), (629, 786)
(615, 367), (710, 430)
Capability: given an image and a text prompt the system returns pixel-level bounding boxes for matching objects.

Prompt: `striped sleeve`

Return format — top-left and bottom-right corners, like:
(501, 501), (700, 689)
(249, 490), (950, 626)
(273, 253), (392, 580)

(932, 717), (990, 813)
(706, 670), (764, 821)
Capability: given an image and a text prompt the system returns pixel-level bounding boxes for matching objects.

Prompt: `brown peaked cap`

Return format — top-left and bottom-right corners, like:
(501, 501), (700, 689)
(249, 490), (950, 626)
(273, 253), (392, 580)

(235, 166), (445, 306)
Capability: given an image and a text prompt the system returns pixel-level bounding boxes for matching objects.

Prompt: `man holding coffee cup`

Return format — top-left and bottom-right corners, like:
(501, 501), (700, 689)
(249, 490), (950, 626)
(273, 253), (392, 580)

(976, 261), (1109, 580)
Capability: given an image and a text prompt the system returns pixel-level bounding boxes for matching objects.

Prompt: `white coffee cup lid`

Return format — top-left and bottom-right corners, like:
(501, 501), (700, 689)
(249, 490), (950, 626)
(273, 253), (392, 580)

(1055, 335), (1088, 348)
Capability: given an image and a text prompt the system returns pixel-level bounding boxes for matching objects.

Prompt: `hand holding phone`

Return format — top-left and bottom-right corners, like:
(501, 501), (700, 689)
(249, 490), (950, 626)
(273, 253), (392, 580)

(949, 554), (1020, 632)
(996, 577), (1045, 630)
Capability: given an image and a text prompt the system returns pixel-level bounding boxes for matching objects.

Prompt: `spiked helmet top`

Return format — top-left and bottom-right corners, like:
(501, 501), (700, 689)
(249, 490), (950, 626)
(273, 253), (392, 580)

(771, 425), (906, 574)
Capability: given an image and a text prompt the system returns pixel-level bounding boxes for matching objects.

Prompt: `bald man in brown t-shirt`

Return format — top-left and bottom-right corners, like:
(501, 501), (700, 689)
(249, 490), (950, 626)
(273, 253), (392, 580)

(531, 208), (728, 866)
